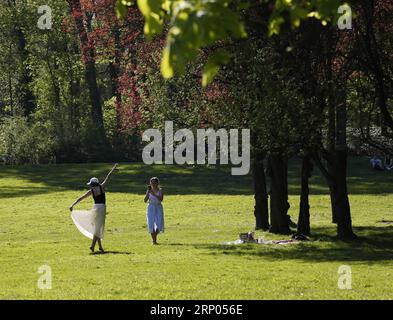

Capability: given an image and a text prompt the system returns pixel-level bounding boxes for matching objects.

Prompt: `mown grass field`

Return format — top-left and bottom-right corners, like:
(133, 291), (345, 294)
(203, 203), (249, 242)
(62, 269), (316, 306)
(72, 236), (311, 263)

(1, 157), (393, 299)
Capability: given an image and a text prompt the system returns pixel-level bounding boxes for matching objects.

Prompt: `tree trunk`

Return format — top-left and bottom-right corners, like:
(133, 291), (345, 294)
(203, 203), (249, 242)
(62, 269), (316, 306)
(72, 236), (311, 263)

(8, 69), (13, 115)
(327, 155), (338, 224)
(360, 0), (393, 132)
(15, 28), (35, 116)
(324, 27), (340, 225)
(319, 84), (356, 240)
(85, 62), (103, 128)
(252, 151), (269, 230)
(333, 86), (356, 239)
(69, 75), (81, 131)
(314, 151), (356, 240)
(109, 19), (122, 131)
(268, 153), (290, 234)
(333, 149), (356, 239)
(297, 155), (312, 235)
(67, 0), (104, 131)
(46, 55), (63, 139)
(67, 42), (81, 132)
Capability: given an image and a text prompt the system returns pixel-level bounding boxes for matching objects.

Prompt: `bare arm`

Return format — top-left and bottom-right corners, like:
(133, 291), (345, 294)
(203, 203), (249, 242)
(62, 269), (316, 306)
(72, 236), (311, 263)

(144, 190), (150, 203)
(101, 163), (118, 188)
(70, 190), (92, 211)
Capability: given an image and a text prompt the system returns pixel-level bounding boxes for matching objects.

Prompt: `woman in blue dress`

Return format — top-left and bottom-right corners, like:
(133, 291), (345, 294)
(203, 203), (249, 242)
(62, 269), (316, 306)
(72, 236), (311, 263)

(144, 177), (164, 245)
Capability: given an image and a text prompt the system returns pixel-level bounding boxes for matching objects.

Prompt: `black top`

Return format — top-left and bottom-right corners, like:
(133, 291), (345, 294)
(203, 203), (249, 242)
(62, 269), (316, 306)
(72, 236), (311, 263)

(91, 185), (106, 204)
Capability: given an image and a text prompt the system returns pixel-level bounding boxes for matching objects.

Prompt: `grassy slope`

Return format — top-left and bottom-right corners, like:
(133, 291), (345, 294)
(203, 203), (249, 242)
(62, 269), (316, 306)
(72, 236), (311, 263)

(1, 157), (393, 299)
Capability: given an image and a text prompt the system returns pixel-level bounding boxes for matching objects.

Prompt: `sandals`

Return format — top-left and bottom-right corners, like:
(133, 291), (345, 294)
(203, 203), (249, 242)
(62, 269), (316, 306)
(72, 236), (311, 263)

(89, 246), (105, 253)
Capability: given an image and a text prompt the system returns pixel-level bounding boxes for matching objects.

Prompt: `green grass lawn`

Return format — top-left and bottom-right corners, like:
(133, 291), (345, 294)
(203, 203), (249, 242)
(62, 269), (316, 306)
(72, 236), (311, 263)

(1, 157), (393, 299)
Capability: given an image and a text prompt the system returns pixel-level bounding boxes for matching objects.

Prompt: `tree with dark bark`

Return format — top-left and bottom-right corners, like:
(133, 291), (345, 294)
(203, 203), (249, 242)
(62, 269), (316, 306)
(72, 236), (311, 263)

(297, 155), (313, 236)
(267, 153), (290, 234)
(5, 0), (36, 116)
(252, 150), (269, 230)
(67, 0), (104, 131)
(354, 0), (393, 132)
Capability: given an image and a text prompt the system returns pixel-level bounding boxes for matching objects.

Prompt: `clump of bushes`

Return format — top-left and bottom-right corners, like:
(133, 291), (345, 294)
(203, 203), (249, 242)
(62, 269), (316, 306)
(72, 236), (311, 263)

(0, 116), (55, 165)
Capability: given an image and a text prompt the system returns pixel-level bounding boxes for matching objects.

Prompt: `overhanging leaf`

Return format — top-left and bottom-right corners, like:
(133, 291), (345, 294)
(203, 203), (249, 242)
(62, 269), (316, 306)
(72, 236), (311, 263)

(116, 0), (127, 19)
(202, 49), (231, 87)
(161, 47), (174, 79)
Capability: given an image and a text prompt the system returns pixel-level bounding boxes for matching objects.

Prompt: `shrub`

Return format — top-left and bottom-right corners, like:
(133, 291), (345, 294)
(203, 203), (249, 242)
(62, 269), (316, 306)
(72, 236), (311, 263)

(0, 116), (55, 165)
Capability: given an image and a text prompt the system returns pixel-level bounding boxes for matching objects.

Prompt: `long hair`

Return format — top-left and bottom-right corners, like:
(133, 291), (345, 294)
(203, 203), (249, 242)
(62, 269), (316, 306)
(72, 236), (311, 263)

(150, 177), (160, 184)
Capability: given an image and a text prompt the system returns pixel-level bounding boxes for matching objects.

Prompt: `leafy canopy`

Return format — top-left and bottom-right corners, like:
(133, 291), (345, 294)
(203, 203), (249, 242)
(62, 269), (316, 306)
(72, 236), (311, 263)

(117, 0), (350, 86)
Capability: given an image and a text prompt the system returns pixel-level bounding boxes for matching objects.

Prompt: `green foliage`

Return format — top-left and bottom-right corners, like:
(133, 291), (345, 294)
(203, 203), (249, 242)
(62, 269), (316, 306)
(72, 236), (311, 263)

(202, 49), (231, 87)
(197, 38), (321, 155)
(132, 0), (247, 86)
(0, 116), (55, 165)
(0, 0), (143, 164)
(117, 0), (351, 85)
(138, 66), (212, 131)
(136, 0), (163, 36)
(103, 97), (118, 142)
(116, 0), (131, 18)
(268, 0), (345, 36)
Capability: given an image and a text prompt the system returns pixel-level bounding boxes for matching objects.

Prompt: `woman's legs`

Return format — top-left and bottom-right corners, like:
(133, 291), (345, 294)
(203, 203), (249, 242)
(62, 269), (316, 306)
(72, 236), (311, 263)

(90, 236), (104, 252)
(151, 231), (158, 244)
(97, 238), (104, 251)
(90, 236), (98, 252)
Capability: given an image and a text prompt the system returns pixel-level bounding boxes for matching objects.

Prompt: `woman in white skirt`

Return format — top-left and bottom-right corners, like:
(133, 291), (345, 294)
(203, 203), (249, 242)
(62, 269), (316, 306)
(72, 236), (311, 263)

(144, 177), (164, 245)
(69, 163), (118, 253)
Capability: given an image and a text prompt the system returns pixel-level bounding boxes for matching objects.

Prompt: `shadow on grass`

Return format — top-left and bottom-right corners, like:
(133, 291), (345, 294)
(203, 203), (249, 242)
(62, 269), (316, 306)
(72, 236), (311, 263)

(1, 157), (393, 198)
(90, 251), (132, 255)
(170, 226), (393, 263)
(0, 163), (253, 198)
(0, 186), (54, 198)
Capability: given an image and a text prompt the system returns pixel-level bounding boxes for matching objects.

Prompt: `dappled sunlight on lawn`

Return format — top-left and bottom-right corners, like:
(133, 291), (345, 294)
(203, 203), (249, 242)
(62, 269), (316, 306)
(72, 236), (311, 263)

(1, 158), (393, 299)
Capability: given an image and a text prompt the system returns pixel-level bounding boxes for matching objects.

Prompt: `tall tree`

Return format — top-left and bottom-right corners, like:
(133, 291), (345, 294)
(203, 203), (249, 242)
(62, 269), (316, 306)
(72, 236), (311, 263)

(355, 0), (393, 132)
(297, 155), (312, 235)
(252, 150), (269, 230)
(5, 0), (36, 116)
(67, 0), (104, 131)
